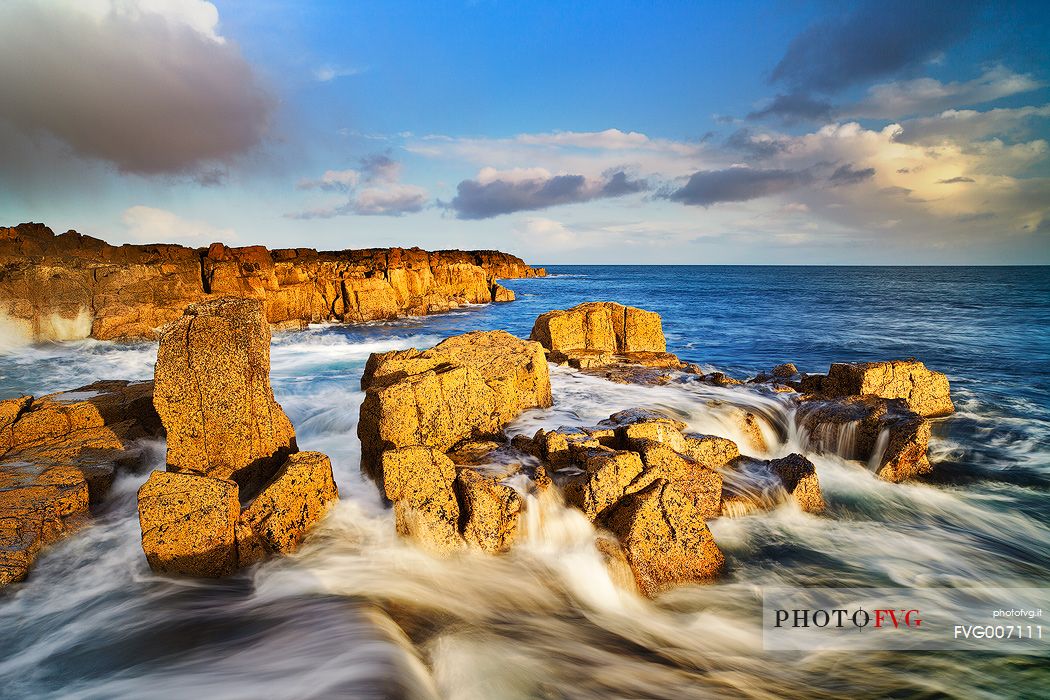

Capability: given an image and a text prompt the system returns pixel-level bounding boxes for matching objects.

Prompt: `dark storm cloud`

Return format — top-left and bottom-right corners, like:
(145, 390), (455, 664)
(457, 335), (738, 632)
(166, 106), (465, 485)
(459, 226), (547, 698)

(667, 168), (809, 206)
(747, 92), (834, 124)
(828, 164), (876, 186)
(937, 176), (976, 184)
(770, 0), (983, 93)
(449, 171), (647, 219)
(0, 2), (275, 175)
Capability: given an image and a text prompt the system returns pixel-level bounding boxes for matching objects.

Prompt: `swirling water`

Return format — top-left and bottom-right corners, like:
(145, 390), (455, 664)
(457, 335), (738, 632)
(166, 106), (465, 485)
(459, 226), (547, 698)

(0, 265), (1048, 699)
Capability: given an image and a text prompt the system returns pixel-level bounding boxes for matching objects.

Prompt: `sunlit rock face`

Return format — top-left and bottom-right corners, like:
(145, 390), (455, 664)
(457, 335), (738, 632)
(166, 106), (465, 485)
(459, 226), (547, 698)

(358, 330), (552, 482)
(153, 297), (298, 493)
(0, 223), (545, 343)
(138, 297), (337, 578)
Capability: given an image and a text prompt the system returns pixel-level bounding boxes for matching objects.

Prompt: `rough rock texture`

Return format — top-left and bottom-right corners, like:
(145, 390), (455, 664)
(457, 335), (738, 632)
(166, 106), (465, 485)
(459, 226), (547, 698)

(768, 454), (825, 513)
(491, 283), (515, 302)
(236, 452), (339, 567)
(0, 223), (544, 342)
(796, 396), (933, 483)
(137, 471), (240, 578)
(603, 479), (725, 597)
(139, 297), (338, 577)
(154, 297), (297, 493)
(821, 360), (954, 418)
(628, 441), (723, 519)
(456, 468), (522, 553)
(563, 448), (645, 521)
(1, 381), (161, 586)
(381, 447), (462, 554)
(358, 330), (551, 482)
(530, 302), (666, 357)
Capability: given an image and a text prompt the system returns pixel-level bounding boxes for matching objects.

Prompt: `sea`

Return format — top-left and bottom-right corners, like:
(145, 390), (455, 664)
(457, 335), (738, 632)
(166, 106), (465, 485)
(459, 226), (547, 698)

(1, 265), (1048, 699)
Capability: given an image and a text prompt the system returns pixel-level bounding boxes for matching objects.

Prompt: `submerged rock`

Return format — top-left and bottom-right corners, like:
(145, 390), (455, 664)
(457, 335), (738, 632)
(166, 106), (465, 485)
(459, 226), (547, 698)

(603, 479), (724, 597)
(154, 297), (297, 493)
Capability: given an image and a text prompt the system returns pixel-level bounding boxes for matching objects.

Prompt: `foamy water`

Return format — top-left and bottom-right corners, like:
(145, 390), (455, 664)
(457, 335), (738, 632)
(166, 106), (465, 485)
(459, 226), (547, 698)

(1, 265), (1049, 698)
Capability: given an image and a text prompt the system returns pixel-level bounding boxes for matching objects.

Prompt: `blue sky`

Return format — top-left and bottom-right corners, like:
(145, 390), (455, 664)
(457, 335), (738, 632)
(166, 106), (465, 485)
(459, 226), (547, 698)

(1, 0), (1049, 263)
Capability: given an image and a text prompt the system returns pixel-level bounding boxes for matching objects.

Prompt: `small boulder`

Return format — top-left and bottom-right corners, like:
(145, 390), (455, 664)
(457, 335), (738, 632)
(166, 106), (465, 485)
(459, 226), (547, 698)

(381, 447), (462, 554)
(137, 471), (240, 578)
(456, 469), (522, 553)
(563, 448), (644, 521)
(628, 440), (723, 519)
(681, 435), (740, 469)
(603, 479), (724, 597)
(822, 360), (954, 417)
(530, 302), (666, 355)
(491, 282), (515, 302)
(236, 452), (339, 567)
(767, 454), (825, 513)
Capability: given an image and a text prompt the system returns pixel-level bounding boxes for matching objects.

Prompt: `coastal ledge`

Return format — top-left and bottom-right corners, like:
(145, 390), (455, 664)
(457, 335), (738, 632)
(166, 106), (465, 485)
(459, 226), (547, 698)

(0, 222), (545, 343)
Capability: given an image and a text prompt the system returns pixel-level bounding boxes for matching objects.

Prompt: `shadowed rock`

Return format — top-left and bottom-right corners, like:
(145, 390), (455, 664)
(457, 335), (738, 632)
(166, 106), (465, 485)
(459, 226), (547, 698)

(768, 453), (825, 513)
(236, 451), (339, 567)
(1, 381), (161, 587)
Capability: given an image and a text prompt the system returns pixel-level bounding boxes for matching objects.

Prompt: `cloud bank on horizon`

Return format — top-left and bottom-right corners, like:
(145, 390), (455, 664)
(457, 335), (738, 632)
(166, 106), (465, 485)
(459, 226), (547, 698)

(0, 0), (1048, 263)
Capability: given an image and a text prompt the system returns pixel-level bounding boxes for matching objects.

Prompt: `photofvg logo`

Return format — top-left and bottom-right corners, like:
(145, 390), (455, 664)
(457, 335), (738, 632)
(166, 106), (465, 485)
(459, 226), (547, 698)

(763, 588), (1047, 653)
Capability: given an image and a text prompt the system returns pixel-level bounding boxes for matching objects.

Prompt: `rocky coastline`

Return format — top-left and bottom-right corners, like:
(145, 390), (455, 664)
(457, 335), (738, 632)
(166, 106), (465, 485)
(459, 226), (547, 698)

(0, 229), (957, 598)
(0, 222), (544, 343)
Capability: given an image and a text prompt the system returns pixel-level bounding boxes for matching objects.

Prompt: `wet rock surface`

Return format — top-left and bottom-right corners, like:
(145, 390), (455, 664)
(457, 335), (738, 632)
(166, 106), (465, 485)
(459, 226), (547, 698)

(1, 380), (161, 586)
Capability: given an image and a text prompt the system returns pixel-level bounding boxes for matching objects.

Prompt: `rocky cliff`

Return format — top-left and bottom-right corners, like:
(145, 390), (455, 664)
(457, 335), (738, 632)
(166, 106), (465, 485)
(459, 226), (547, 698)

(0, 222), (546, 342)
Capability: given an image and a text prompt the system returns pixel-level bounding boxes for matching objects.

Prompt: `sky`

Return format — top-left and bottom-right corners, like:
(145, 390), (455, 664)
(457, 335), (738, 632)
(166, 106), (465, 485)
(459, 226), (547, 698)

(1, 0), (1049, 264)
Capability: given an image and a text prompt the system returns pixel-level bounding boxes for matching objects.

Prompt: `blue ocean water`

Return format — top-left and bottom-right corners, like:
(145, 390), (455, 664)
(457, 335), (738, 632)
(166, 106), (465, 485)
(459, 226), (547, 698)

(1, 265), (1049, 698)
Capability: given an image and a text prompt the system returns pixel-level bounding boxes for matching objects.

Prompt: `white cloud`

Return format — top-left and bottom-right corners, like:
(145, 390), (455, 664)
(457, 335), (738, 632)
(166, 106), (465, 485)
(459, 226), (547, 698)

(121, 205), (236, 242)
(352, 184), (428, 216)
(844, 67), (1041, 119)
(895, 105), (1050, 145)
(314, 65), (365, 82)
(288, 159), (428, 218)
(297, 169), (361, 191)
